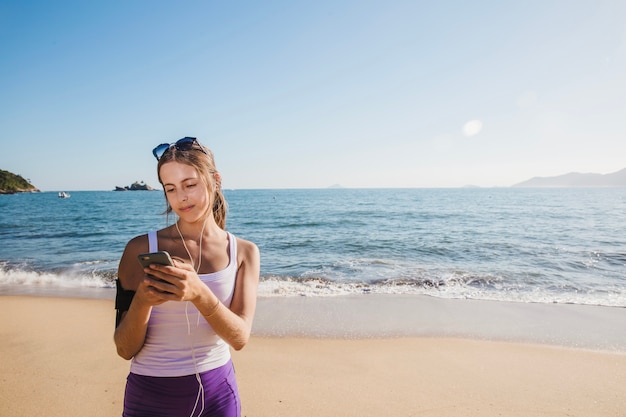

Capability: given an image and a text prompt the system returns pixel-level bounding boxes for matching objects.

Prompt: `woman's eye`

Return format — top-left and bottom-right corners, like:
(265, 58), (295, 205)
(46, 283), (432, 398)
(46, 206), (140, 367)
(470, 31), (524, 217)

(165, 188), (175, 193)
(186, 183), (196, 188)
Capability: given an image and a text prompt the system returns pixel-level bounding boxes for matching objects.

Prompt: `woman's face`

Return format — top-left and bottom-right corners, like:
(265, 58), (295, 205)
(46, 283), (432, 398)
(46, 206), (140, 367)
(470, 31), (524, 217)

(159, 161), (211, 223)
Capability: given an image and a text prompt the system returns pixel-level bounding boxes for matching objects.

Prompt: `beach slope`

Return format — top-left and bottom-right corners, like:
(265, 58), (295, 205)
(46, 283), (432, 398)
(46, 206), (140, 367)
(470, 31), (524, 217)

(1, 296), (625, 417)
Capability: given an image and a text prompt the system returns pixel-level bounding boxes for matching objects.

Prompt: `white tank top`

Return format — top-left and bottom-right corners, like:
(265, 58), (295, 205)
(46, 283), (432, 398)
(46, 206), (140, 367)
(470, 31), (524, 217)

(130, 231), (237, 377)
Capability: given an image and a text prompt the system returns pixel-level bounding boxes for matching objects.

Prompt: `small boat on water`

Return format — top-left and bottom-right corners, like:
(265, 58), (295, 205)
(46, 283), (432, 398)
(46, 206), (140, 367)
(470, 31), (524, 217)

(58, 192), (70, 199)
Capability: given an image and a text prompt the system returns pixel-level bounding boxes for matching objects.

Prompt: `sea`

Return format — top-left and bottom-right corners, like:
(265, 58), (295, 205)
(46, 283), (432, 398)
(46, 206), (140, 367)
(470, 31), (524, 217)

(1, 188), (625, 307)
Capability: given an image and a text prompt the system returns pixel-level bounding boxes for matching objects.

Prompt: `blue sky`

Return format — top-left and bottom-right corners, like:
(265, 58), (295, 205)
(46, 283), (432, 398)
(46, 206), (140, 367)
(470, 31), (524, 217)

(1, 0), (625, 190)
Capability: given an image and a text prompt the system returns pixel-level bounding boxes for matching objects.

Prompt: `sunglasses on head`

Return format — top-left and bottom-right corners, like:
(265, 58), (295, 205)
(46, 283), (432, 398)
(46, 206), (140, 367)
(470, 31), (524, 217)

(152, 137), (207, 160)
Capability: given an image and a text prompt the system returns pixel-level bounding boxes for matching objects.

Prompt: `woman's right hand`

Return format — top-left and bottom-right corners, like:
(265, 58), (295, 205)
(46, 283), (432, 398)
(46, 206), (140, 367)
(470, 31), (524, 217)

(134, 273), (173, 306)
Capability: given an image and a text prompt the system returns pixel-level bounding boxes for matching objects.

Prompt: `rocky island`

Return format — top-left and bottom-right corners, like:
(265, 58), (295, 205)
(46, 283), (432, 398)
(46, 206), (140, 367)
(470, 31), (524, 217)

(0, 169), (40, 194)
(114, 181), (156, 191)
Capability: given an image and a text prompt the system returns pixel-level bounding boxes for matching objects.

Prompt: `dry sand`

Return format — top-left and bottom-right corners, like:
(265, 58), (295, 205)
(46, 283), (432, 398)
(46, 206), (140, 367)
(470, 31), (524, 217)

(1, 295), (625, 417)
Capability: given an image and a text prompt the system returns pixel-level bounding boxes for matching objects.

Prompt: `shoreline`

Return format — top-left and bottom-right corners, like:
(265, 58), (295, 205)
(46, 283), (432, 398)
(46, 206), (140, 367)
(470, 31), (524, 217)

(1, 295), (625, 416)
(2, 288), (625, 351)
(253, 294), (626, 352)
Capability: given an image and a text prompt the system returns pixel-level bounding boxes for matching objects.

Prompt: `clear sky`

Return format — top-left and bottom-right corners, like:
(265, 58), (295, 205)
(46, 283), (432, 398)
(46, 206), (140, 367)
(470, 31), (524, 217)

(1, 0), (625, 190)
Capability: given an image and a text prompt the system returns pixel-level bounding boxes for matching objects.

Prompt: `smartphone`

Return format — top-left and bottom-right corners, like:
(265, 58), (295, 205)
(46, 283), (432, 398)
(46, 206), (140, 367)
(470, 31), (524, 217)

(137, 251), (175, 292)
(137, 251), (174, 269)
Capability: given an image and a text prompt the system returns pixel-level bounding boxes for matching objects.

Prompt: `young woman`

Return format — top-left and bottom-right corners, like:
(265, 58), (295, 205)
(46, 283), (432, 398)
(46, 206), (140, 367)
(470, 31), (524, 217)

(114, 137), (260, 417)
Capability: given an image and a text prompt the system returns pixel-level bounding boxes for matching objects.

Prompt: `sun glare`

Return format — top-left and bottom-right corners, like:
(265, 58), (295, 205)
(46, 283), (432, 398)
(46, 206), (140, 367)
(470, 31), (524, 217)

(462, 120), (483, 137)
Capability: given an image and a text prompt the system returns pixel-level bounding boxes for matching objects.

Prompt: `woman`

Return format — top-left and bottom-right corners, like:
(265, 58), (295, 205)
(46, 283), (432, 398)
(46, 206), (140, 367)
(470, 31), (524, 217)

(114, 137), (260, 417)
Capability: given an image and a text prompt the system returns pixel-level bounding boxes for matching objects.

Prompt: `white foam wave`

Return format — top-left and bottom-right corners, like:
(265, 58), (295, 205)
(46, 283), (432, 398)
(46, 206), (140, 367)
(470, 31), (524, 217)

(1, 264), (624, 307)
(257, 277), (626, 307)
(0, 265), (111, 289)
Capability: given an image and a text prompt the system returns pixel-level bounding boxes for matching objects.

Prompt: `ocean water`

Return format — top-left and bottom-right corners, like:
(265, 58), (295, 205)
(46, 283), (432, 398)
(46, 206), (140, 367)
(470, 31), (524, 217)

(1, 188), (625, 307)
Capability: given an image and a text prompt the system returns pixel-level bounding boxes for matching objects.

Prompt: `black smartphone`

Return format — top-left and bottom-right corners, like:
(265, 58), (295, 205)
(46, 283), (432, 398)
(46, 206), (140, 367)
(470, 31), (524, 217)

(137, 251), (175, 292)
(137, 251), (174, 269)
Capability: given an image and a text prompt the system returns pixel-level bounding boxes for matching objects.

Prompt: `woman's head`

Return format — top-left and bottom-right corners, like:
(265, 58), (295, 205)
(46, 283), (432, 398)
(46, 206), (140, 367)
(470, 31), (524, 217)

(155, 138), (227, 229)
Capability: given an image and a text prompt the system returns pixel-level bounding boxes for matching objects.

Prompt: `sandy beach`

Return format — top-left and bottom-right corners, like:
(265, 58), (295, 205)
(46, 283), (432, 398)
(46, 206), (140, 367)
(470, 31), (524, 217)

(1, 294), (625, 417)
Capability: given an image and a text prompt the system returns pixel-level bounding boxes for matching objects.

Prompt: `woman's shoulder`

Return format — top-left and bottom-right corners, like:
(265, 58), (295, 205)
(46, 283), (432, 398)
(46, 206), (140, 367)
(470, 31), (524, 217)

(234, 235), (260, 262)
(118, 233), (151, 290)
(124, 233), (150, 252)
(125, 226), (172, 249)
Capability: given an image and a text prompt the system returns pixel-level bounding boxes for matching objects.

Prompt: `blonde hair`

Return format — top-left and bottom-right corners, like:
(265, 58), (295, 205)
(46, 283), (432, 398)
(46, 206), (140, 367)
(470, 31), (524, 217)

(157, 142), (228, 229)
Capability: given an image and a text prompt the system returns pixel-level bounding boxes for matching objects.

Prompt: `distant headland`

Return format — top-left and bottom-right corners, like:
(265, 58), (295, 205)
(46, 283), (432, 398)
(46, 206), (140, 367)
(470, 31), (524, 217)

(512, 168), (626, 188)
(114, 181), (157, 191)
(0, 169), (40, 194)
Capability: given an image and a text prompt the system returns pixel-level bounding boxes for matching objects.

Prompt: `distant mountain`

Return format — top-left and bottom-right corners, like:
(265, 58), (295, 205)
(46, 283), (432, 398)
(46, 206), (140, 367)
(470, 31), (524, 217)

(513, 168), (626, 188)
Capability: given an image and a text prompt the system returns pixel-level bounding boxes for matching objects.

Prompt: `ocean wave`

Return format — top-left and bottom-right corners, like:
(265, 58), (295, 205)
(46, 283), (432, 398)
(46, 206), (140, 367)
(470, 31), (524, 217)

(1, 265), (624, 307)
(256, 275), (626, 307)
(0, 263), (114, 289)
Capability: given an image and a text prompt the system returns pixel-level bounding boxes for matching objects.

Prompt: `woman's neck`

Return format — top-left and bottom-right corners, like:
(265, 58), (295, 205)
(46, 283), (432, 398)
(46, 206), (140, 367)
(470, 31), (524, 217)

(175, 217), (221, 241)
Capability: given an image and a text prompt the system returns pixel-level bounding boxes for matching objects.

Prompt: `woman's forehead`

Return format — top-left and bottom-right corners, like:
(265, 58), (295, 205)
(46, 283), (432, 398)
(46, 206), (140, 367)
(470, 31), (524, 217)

(160, 161), (199, 181)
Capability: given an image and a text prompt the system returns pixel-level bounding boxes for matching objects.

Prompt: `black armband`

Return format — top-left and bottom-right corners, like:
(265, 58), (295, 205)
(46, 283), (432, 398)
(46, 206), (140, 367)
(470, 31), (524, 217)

(115, 279), (136, 328)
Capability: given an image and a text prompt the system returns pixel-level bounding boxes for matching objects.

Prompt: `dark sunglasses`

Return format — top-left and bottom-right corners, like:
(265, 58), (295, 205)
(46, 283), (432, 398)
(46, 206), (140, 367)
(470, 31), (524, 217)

(152, 137), (207, 160)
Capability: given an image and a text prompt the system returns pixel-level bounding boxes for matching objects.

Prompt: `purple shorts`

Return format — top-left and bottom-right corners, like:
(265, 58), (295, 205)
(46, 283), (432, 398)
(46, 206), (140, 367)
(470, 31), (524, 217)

(123, 360), (240, 417)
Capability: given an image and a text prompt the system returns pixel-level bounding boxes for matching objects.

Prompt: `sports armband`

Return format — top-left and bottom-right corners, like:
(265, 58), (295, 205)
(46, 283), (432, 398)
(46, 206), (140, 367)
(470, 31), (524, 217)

(115, 279), (136, 328)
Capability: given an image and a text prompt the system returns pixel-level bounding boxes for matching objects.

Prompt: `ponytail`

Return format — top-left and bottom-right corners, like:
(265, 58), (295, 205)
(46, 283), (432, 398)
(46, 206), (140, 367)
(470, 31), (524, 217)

(212, 188), (228, 229)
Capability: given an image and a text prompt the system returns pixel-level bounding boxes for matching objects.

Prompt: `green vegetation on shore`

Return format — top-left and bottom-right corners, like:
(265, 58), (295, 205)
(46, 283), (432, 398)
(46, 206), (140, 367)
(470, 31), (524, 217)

(0, 169), (40, 194)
